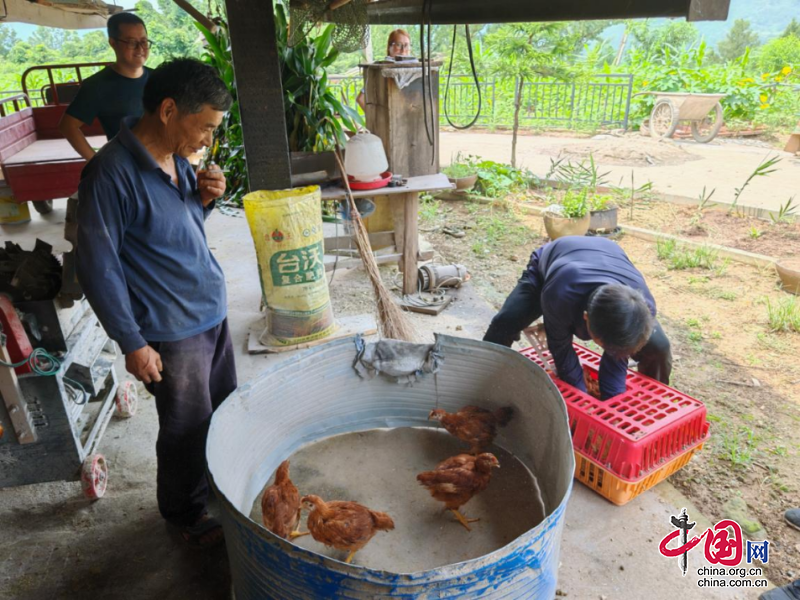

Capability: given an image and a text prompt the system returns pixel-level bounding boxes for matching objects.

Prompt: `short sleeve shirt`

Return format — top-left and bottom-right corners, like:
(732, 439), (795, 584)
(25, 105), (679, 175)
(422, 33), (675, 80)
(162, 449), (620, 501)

(66, 66), (151, 139)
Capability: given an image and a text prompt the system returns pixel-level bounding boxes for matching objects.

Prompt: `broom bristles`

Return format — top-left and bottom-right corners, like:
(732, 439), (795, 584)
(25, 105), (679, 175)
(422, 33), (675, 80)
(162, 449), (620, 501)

(334, 149), (415, 341)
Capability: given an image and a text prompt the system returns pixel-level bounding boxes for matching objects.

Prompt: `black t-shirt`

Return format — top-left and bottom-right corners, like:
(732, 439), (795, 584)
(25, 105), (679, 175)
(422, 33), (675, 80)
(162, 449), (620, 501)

(66, 66), (151, 139)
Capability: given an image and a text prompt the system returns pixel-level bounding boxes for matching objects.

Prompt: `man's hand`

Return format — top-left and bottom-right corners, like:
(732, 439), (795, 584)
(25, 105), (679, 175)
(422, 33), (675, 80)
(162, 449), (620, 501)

(125, 345), (163, 384)
(197, 163), (226, 207)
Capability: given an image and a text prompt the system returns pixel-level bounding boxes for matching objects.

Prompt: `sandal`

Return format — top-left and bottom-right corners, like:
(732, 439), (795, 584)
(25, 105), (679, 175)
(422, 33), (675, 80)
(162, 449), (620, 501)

(179, 515), (225, 549)
(442, 226), (466, 238)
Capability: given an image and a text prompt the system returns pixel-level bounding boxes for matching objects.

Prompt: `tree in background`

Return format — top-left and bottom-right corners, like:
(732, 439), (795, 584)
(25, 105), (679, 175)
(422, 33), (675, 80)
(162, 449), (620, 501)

(627, 20), (699, 58)
(782, 18), (800, 39)
(486, 21), (606, 167)
(758, 34), (800, 73)
(0, 24), (20, 57)
(134, 0), (205, 61)
(718, 19), (760, 62)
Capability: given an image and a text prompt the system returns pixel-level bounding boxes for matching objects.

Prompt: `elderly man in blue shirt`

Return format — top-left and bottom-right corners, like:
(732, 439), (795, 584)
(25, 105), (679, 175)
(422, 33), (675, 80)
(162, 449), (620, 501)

(484, 236), (672, 400)
(76, 58), (234, 549)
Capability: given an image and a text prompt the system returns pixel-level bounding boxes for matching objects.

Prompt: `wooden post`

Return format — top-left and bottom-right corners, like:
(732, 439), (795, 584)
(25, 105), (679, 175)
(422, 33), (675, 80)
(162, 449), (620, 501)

(401, 192), (419, 295)
(224, 0), (292, 190)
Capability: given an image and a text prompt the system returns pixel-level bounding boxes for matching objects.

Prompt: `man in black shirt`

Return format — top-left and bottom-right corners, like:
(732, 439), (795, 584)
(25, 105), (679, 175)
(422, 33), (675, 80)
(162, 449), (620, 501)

(484, 236), (672, 400)
(58, 13), (152, 160)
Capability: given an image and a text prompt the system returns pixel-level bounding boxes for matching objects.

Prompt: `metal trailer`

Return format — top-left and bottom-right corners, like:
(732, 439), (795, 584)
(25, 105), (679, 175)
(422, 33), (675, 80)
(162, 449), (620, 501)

(0, 296), (136, 499)
(645, 92), (726, 143)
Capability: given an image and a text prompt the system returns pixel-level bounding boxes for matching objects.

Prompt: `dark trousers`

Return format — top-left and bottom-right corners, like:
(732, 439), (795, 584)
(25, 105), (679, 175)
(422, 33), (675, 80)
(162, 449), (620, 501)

(145, 318), (237, 526)
(483, 277), (673, 386)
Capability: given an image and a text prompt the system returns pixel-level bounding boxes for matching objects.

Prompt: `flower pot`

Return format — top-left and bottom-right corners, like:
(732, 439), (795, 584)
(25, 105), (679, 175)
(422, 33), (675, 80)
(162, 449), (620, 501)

(447, 173), (478, 191)
(543, 212), (591, 240)
(589, 206), (618, 233)
(776, 258), (800, 295)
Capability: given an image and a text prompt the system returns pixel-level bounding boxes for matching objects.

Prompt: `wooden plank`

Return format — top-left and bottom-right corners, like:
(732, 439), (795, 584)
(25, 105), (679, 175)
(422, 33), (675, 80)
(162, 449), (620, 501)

(320, 173), (452, 200)
(364, 194), (394, 233)
(390, 195), (406, 255)
(0, 343), (38, 444)
(402, 191), (420, 295)
(324, 230), (395, 252)
(247, 313), (378, 354)
(688, 0), (731, 21)
(225, 0), (292, 191)
(324, 252), (402, 271)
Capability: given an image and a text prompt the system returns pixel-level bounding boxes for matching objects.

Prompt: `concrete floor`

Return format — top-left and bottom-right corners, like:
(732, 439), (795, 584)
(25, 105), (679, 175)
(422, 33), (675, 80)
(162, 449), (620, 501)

(441, 130), (800, 213)
(0, 201), (763, 599)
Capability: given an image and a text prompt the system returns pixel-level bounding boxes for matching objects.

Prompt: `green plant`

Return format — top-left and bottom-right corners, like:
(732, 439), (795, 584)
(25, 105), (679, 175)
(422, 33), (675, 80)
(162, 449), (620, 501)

(697, 186), (716, 212)
(442, 163), (475, 179)
(719, 425), (760, 468)
(748, 226), (763, 239)
(275, 4), (363, 152)
(548, 154), (610, 190)
(589, 194), (616, 211)
(769, 196), (798, 224)
(656, 238), (719, 270)
(197, 20), (248, 207)
(730, 154), (782, 214)
(419, 193), (440, 222)
(560, 188), (590, 219)
(765, 295), (800, 333)
(469, 158), (532, 199)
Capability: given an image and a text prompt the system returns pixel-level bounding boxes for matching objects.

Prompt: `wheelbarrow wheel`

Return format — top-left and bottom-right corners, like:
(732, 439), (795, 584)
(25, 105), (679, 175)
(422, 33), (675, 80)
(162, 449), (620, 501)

(81, 453), (108, 500)
(115, 380), (138, 418)
(649, 99), (679, 139)
(691, 102), (724, 143)
(32, 200), (54, 215)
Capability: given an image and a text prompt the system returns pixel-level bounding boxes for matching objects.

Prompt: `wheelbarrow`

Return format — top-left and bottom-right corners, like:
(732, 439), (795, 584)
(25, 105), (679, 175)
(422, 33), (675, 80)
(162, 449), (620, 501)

(641, 92), (725, 143)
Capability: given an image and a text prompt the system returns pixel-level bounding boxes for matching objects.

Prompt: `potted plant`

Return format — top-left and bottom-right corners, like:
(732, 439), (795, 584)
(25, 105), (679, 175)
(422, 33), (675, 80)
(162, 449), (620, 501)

(442, 153), (478, 192)
(543, 188), (591, 239)
(588, 194), (619, 233)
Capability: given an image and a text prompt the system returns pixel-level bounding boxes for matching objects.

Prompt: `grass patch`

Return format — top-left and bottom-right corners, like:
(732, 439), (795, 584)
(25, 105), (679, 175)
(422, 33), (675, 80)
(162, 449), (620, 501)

(656, 238), (719, 270)
(467, 203), (535, 257)
(765, 295), (800, 333)
(718, 425), (761, 468)
(419, 193), (440, 223)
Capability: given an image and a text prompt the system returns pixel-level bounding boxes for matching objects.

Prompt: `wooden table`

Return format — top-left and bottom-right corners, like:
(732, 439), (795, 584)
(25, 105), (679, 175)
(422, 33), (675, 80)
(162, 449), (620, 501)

(321, 173), (452, 295)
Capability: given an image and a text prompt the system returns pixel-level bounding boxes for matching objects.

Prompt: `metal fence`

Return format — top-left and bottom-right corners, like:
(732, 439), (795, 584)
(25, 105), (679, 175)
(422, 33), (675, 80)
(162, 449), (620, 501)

(330, 73), (634, 131)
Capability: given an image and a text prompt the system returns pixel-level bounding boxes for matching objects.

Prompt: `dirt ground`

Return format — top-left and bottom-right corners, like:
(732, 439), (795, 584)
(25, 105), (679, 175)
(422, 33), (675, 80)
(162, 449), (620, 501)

(440, 130), (800, 212)
(538, 135), (702, 167)
(521, 190), (800, 260)
(420, 196), (800, 586)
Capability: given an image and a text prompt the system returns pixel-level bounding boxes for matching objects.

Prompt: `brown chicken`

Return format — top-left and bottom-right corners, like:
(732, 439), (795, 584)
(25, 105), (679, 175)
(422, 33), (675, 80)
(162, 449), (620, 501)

(261, 460), (309, 540)
(429, 405), (514, 454)
(417, 452), (500, 531)
(301, 495), (395, 564)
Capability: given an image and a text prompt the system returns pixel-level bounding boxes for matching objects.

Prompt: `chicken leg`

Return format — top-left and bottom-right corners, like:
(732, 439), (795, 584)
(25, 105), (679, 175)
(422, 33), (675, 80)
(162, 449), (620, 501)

(344, 550), (357, 564)
(289, 509), (310, 539)
(451, 509), (480, 531)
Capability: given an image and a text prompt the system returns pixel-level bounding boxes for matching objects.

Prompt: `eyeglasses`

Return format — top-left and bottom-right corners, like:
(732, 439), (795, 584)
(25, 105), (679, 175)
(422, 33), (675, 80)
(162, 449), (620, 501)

(389, 42), (411, 50)
(113, 38), (153, 50)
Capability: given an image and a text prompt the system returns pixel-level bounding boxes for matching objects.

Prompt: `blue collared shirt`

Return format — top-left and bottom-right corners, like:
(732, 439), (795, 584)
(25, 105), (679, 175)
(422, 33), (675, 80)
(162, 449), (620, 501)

(76, 117), (226, 353)
(526, 236), (657, 399)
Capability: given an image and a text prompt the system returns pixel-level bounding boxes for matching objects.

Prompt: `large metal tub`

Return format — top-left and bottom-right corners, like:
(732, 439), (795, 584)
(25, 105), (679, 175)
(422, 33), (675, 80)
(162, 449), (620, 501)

(207, 335), (574, 599)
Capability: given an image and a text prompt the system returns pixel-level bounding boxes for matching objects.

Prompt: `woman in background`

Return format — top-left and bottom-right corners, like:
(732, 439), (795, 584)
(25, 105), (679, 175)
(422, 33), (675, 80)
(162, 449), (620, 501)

(356, 29), (412, 111)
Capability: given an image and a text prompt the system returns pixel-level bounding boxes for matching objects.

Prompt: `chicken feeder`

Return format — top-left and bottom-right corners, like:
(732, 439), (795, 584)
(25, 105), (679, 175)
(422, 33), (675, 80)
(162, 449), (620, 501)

(207, 334), (574, 599)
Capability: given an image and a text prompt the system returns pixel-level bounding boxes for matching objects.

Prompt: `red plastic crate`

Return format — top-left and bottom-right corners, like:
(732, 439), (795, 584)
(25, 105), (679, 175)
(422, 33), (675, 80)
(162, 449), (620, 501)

(520, 343), (710, 481)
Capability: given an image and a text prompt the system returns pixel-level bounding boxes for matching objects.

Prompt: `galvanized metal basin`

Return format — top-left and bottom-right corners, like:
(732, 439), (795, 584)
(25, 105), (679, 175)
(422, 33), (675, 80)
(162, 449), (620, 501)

(208, 335), (574, 599)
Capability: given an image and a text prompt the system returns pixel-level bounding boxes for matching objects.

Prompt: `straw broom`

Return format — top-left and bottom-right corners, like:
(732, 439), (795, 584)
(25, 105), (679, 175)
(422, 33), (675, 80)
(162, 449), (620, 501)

(333, 148), (415, 341)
